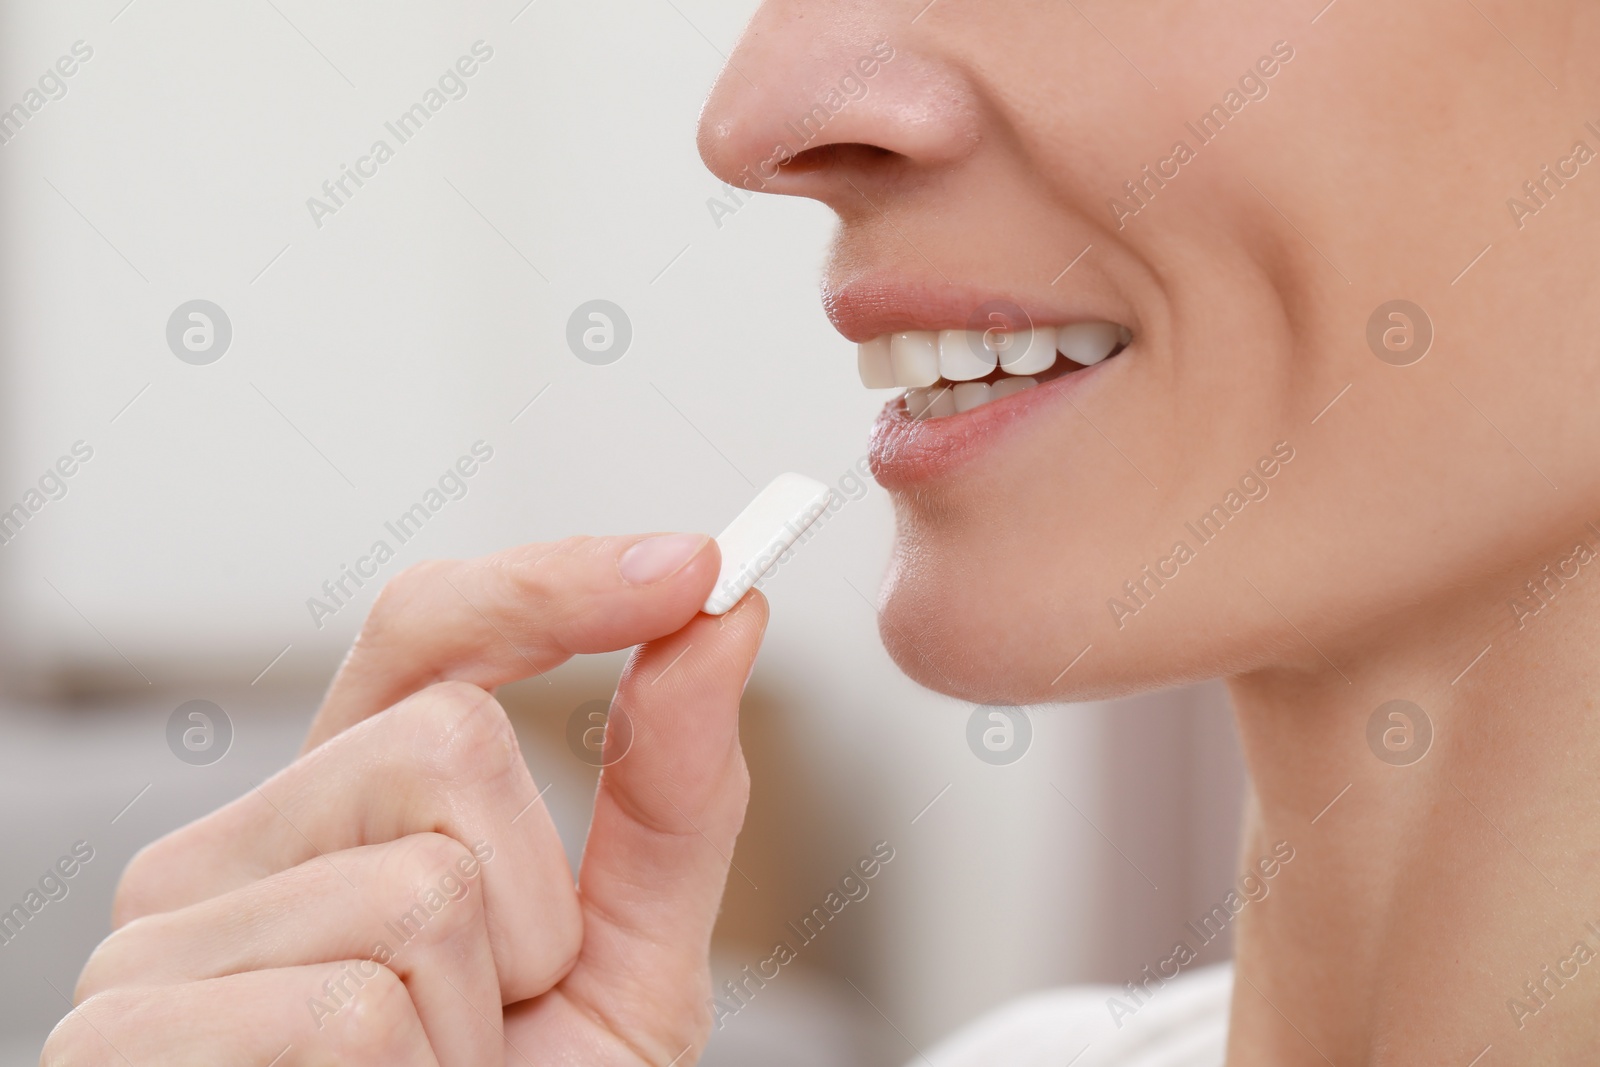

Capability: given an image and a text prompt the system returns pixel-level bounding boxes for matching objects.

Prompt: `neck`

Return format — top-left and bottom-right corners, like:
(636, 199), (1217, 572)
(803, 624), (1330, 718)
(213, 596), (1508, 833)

(1222, 539), (1600, 1065)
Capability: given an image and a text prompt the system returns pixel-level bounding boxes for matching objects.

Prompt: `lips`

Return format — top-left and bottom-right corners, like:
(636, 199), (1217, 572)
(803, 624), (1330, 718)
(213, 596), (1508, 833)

(829, 279), (1133, 487)
(867, 342), (1124, 488)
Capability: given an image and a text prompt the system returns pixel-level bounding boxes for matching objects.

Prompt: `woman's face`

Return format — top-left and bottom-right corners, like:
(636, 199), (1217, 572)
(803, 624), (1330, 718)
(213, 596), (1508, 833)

(699, 0), (1600, 704)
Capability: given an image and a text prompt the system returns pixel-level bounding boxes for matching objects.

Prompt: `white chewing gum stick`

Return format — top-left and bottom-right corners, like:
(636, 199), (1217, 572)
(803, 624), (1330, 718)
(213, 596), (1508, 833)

(701, 473), (834, 615)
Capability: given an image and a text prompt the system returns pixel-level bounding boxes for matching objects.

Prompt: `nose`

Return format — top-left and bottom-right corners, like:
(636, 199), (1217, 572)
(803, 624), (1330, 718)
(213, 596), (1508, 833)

(696, 4), (983, 212)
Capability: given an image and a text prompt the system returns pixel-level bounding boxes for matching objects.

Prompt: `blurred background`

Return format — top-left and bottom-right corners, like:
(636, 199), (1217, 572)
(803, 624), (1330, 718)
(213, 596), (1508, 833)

(0, 1), (1245, 1063)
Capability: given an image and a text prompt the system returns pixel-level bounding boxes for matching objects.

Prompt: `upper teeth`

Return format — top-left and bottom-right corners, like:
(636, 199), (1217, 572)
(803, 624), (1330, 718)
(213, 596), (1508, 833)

(857, 322), (1128, 392)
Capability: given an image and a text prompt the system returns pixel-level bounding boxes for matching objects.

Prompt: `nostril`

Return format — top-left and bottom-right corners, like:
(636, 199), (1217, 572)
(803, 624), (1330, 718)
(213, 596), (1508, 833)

(780, 142), (900, 175)
(695, 20), (980, 201)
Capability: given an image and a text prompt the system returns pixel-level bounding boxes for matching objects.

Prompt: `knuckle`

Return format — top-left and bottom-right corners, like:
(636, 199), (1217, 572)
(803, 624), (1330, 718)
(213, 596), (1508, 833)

(512, 882), (583, 994)
(39, 1016), (90, 1066)
(108, 852), (152, 930)
(514, 534), (592, 569)
(361, 559), (455, 647)
(109, 838), (175, 928)
(498, 536), (593, 609)
(326, 965), (419, 1061)
(393, 831), (475, 886)
(41, 991), (129, 1066)
(409, 681), (520, 783)
(543, 905), (584, 988)
(419, 677), (497, 720)
(39, 1018), (94, 1066)
(72, 916), (151, 1002)
(673, 970), (717, 1046)
(382, 559), (451, 608)
(384, 834), (484, 944)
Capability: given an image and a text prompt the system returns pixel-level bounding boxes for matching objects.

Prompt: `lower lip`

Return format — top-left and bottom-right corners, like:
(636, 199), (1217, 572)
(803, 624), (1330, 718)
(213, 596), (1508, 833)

(867, 357), (1117, 489)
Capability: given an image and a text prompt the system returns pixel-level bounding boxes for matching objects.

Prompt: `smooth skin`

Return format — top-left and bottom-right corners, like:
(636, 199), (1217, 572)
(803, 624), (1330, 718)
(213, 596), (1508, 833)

(695, 0), (1600, 1064)
(44, 534), (769, 1066)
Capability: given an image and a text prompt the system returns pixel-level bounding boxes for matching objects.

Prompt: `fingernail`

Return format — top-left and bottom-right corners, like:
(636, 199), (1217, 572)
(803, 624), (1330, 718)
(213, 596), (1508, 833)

(619, 533), (709, 585)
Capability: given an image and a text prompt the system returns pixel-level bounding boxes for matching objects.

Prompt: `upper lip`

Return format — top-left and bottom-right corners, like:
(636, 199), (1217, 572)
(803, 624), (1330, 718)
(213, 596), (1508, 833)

(823, 274), (1131, 343)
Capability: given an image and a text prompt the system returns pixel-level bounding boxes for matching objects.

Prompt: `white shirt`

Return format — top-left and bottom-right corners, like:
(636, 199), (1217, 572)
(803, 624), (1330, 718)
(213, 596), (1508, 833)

(917, 964), (1232, 1067)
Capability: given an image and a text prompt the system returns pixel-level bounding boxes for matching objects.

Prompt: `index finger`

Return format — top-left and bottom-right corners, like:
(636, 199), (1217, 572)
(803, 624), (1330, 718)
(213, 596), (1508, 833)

(305, 533), (719, 751)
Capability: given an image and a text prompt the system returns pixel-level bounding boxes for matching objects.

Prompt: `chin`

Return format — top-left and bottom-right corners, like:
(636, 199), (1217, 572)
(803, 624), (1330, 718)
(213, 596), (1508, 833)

(874, 500), (1251, 708)
(874, 518), (1095, 706)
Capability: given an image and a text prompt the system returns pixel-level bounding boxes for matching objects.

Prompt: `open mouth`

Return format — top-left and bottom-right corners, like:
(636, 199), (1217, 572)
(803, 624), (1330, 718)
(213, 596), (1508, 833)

(857, 321), (1132, 418)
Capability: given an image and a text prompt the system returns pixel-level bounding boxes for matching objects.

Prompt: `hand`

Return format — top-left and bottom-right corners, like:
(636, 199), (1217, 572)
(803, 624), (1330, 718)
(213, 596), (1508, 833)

(43, 533), (769, 1066)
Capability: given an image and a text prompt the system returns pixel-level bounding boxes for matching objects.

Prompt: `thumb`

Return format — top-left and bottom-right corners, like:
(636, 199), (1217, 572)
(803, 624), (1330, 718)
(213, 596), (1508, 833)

(561, 590), (769, 1057)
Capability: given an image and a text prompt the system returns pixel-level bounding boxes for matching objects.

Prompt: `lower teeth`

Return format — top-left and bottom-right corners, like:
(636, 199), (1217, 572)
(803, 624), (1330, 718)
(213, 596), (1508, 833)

(904, 345), (1120, 420)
